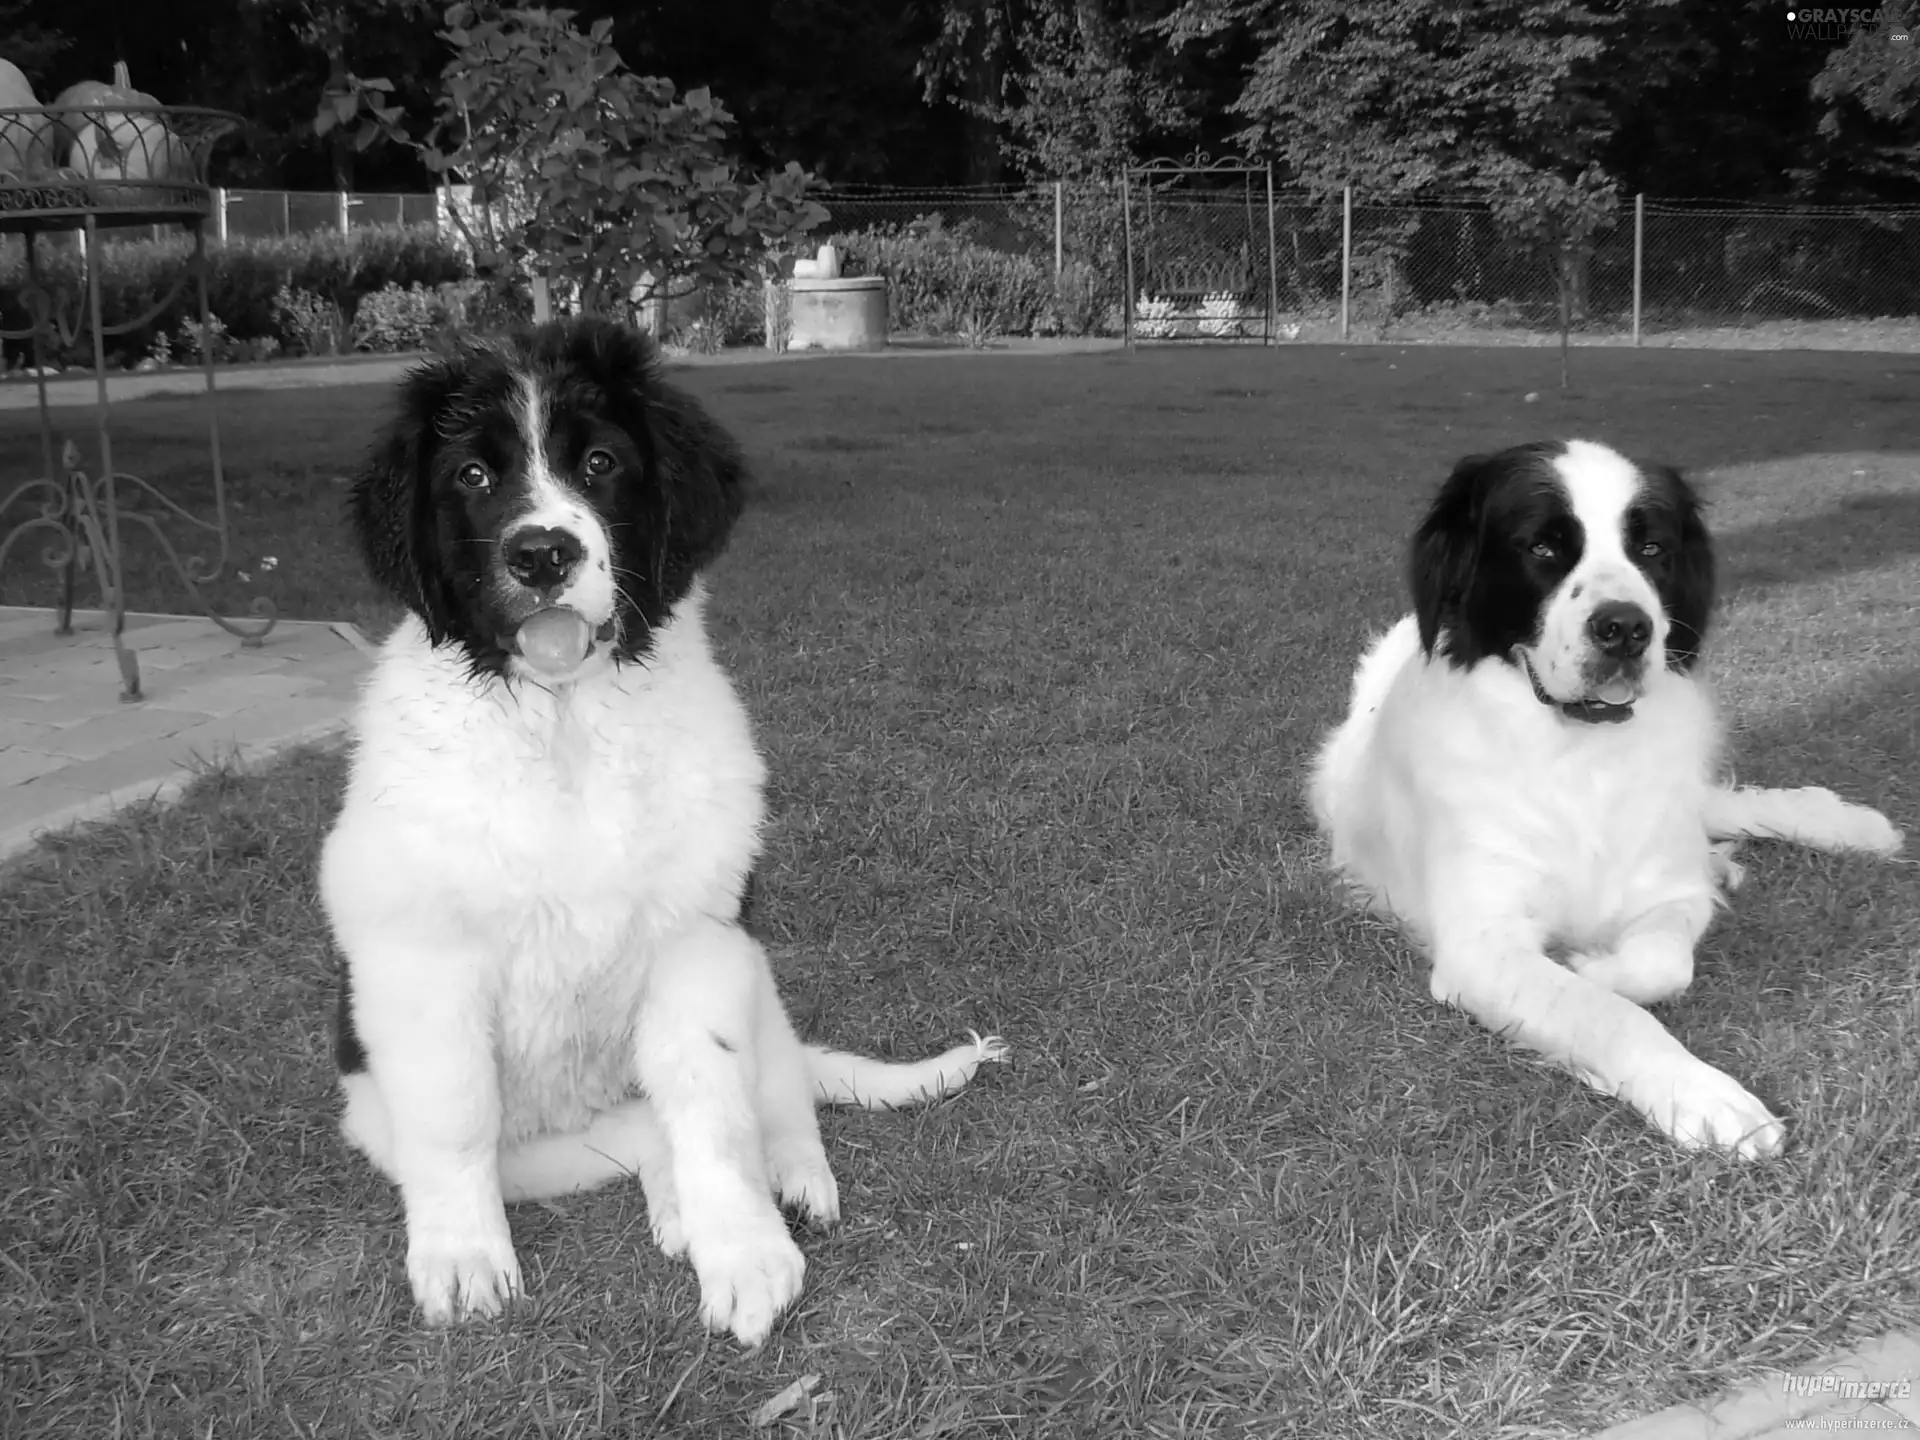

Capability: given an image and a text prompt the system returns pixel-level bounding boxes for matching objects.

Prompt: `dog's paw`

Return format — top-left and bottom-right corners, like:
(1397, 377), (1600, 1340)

(1633, 1062), (1785, 1160)
(1708, 840), (1747, 892)
(408, 1223), (522, 1323)
(646, 1187), (688, 1258)
(766, 1135), (840, 1230)
(686, 1210), (806, 1348)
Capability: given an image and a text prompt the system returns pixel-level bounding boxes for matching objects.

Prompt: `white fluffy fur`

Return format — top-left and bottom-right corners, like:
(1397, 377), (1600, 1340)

(1311, 444), (1903, 1159)
(324, 374), (1006, 1347)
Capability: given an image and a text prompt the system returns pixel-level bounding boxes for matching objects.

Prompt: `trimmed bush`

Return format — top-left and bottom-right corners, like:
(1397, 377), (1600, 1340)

(0, 225), (474, 367)
(829, 218), (1057, 338)
(349, 280), (489, 352)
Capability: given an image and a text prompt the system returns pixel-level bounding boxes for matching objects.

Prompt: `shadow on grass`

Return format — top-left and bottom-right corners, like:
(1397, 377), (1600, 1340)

(1720, 491), (1920, 599)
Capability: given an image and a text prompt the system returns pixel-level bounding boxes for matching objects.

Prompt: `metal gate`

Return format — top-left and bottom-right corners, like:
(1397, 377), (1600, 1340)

(1123, 154), (1278, 345)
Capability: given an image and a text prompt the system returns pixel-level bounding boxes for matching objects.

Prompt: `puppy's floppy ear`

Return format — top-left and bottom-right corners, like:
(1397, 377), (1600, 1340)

(1409, 453), (1491, 656)
(1649, 462), (1715, 670)
(561, 317), (746, 584)
(348, 354), (463, 639)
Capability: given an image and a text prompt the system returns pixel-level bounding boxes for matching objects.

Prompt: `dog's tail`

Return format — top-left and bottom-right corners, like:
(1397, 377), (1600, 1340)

(493, 1032), (1009, 1202)
(807, 1031), (1010, 1109)
(1704, 785), (1904, 856)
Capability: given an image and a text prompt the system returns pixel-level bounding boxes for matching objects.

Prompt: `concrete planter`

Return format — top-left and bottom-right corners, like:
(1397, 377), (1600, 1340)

(785, 276), (888, 352)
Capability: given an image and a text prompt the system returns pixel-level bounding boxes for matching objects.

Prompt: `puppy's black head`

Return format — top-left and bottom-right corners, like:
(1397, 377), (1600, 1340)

(349, 318), (745, 677)
(1409, 440), (1715, 680)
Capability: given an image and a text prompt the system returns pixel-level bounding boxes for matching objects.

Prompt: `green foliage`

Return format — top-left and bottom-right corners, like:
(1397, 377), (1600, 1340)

(272, 285), (349, 355)
(923, 0), (1193, 179)
(340, 3), (830, 318)
(1810, 5), (1920, 196)
(0, 225), (472, 367)
(829, 217), (1084, 337)
(1201, 0), (1653, 197)
(348, 278), (485, 350)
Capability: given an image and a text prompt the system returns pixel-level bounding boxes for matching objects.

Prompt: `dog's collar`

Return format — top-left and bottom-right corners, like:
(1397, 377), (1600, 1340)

(1522, 655), (1636, 725)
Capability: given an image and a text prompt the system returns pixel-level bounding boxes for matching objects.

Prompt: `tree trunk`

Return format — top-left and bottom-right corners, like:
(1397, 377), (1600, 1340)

(325, 49), (354, 192)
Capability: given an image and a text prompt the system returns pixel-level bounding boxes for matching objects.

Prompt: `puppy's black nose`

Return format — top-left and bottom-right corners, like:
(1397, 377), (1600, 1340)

(1588, 600), (1652, 658)
(504, 527), (583, 592)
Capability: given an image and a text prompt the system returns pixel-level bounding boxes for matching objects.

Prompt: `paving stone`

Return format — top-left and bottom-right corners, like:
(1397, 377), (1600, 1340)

(11, 741), (216, 805)
(24, 702), (213, 760)
(0, 692), (87, 728)
(144, 672), (319, 718)
(0, 745), (69, 786)
(161, 696), (355, 765)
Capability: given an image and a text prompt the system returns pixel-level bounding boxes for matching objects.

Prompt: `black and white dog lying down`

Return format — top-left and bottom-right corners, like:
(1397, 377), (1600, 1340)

(1311, 439), (1903, 1158)
(321, 318), (1007, 1345)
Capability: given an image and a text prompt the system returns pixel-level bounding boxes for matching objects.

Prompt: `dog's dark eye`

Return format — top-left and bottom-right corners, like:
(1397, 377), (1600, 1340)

(1530, 541), (1556, 559)
(457, 462), (492, 492)
(583, 449), (616, 478)
(1639, 541), (1664, 558)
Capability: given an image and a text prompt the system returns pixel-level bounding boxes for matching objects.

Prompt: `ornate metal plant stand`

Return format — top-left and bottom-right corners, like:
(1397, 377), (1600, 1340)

(0, 104), (274, 702)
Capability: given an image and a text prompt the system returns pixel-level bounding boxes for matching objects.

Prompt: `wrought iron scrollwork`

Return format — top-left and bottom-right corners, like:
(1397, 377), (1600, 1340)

(0, 103), (275, 701)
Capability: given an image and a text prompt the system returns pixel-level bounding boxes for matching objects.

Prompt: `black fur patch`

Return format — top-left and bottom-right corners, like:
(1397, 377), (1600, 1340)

(347, 318), (747, 678)
(1408, 441), (1714, 673)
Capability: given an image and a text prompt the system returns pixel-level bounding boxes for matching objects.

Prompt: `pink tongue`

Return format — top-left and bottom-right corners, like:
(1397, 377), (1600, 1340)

(1597, 679), (1635, 706)
(516, 607), (592, 675)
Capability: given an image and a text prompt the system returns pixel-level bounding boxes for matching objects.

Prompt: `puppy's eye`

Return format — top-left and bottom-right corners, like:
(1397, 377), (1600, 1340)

(583, 448), (617, 478)
(457, 462), (492, 491)
(1639, 541), (1664, 558)
(1530, 541), (1556, 559)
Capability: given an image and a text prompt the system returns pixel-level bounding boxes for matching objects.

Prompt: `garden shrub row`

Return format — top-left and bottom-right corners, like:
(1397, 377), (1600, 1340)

(0, 226), (491, 368)
(827, 217), (1120, 339)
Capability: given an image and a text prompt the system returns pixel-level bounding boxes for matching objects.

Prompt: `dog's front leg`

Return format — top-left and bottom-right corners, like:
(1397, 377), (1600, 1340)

(347, 934), (519, 1323)
(1428, 906), (1784, 1159)
(1564, 896), (1716, 1007)
(636, 919), (804, 1347)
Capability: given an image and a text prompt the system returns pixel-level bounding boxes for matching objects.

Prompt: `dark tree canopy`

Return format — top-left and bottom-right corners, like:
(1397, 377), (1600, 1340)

(0, 0), (1911, 199)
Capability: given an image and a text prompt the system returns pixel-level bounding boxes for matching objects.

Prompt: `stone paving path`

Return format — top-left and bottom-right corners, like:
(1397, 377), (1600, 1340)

(0, 605), (371, 864)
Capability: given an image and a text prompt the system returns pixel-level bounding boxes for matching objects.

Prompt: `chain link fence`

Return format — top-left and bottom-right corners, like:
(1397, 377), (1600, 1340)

(166, 183), (1920, 342)
(216, 188), (441, 240)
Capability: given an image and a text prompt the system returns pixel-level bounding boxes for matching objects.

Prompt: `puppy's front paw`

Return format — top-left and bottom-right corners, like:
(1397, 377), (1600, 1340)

(408, 1222), (522, 1323)
(686, 1209), (806, 1348)
(766, 1135), (840, 1230)
(646, 1186), (688, 1258)
(1634, 1062), (1785, 1160)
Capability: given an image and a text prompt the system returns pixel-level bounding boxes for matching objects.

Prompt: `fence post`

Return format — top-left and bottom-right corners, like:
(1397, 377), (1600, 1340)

(1121, 170), (1135, 345)
(1632, 192), (1644, 348)
(1340, 185), (1352, 341)
(281, 190), (290, 237)
(213, 187), (227, 244)
(1264, 163), (1278, 346)
(1054, 181), (1064, 278)
(336, 191), (351, 236)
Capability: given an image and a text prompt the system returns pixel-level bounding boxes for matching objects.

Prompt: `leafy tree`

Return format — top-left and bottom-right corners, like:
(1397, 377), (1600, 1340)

(918, 0), (1198, 179)
(588, 0), (962, 185)
(1807, 5), (1920, 197)
(0, 0), (71, 86)
(334, 4), (827, 316)
(257, 0), (439, 187)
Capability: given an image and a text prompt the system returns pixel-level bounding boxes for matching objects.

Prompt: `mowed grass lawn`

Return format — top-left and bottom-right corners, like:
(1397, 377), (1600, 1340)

(3, 344), (1918, 1439)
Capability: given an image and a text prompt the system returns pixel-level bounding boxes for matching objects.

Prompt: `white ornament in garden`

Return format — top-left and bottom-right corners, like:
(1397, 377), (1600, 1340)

(1135, 293), (1177, 339)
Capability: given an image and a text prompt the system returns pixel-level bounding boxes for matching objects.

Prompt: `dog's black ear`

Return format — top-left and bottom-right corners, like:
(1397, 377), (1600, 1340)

(559, 318), (746, 587)
(348, 355), (463, 639)
(1409, 453), (1492, 656)
(1650, 462), (1715, 670)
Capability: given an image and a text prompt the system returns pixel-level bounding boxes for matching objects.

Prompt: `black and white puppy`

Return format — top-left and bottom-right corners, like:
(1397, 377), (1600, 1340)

(1310, 439), (1902, 1158)
(321, 318), (1006, 1345)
